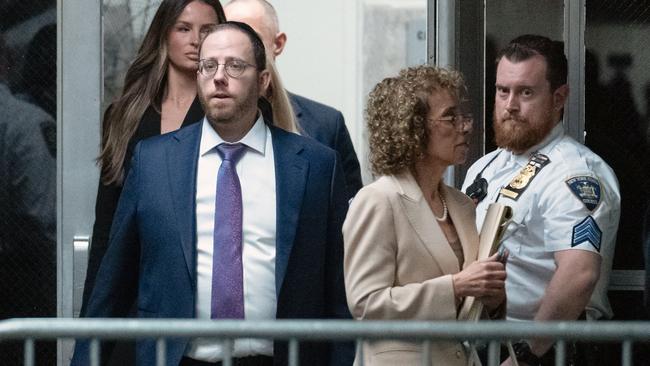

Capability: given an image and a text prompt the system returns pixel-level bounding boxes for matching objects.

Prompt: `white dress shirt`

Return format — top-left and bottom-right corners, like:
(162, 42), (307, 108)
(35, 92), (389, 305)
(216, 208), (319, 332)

(185, 115), (277, 361)
(462, 123), (620, 321)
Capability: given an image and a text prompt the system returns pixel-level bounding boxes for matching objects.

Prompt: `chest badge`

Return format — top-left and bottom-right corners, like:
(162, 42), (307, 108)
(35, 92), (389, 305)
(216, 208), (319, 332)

(500, 153), (550, 201)
(566, 176), (601, 211)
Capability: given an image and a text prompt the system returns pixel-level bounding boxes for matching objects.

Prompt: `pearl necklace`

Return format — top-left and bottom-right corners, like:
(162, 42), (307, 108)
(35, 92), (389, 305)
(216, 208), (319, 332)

(434, 194), (448, 222)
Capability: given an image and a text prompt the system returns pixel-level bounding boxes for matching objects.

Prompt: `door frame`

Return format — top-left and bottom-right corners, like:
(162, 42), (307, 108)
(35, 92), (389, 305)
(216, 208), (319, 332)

(58, 0), (102, 362)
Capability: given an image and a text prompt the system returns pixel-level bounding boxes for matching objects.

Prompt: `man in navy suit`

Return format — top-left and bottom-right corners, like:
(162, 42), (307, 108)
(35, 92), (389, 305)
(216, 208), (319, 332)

(224, 0), (363, 199)
(73, 22), (352, 366)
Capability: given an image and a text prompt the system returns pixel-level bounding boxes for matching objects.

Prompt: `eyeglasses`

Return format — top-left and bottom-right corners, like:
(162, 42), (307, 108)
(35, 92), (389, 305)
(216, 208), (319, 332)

(198, 59), (257, 78)
(431, 113), (473, 131)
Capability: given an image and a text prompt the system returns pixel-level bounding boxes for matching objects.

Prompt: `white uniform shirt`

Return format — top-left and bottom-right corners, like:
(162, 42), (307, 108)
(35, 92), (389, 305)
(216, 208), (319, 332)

(462, 123), (620, 321)
(186, 115), (277, 361)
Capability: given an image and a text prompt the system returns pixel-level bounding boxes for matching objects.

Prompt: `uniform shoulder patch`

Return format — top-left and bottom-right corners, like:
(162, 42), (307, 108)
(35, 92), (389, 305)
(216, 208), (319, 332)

(571, 216), (602, 252)
(565, 176), (601, 211)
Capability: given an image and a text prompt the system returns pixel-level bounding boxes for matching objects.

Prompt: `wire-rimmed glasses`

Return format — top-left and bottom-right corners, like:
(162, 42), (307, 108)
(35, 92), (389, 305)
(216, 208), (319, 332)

(431, 113), (474, 131)
(198, 59), (256, 78)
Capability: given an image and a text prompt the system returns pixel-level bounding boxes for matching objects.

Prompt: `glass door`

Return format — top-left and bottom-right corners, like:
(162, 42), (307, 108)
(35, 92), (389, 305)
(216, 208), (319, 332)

(1, 1), (57, 364)
(584, 0), (650, 337)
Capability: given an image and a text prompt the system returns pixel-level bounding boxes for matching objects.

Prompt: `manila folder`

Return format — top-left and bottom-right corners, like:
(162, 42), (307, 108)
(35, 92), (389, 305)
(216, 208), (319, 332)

(457, 203), (512, 321)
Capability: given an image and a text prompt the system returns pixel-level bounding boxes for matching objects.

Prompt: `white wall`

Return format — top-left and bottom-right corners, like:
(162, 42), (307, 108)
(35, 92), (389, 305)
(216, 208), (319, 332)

(270, 0), (426, 183)
(271, 0), (362, 169)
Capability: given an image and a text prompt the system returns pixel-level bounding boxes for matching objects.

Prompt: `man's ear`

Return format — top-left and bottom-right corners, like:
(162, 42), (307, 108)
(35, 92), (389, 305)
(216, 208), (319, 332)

(259, 69), (271, 95)
(273, 32), (287, 57)
(553, 84), (569, 111)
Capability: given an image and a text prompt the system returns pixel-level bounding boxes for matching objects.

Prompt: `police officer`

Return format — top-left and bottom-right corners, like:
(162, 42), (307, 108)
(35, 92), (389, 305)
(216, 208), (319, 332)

(462, 35), (620, 366)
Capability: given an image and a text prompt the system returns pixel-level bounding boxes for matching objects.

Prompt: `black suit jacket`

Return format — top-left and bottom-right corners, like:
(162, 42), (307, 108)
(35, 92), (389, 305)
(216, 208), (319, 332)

(289, 93), (363, 200)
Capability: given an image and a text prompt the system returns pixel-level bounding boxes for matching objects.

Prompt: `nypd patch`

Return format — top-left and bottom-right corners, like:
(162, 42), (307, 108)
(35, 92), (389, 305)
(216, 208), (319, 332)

(571, 216), (602, 252)
(566, 176), (601, 211)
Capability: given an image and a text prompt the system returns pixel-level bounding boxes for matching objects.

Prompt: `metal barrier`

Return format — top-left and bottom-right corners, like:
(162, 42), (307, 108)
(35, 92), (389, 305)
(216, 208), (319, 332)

(1, 319), (649, 366)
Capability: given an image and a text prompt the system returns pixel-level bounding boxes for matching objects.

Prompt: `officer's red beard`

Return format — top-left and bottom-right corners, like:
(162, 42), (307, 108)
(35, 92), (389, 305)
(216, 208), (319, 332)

(493, 109), (556, 154)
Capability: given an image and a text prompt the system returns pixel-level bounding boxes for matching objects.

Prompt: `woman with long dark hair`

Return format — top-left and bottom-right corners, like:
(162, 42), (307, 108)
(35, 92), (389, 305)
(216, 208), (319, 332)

(82, 0), (226, 309)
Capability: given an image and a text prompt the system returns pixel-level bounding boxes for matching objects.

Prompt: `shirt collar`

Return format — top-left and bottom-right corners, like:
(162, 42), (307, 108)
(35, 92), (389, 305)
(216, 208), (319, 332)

(200, 112), (268, 156)
(525, 121), (564, 155)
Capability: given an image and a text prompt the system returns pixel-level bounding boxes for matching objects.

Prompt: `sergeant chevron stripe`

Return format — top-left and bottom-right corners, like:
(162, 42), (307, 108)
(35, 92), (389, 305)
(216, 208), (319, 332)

(571, 216), (602, 252)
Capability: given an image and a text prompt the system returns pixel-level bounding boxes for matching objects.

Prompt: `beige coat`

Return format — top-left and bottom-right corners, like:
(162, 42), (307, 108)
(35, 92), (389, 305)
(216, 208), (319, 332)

(343, 172), (479, 366)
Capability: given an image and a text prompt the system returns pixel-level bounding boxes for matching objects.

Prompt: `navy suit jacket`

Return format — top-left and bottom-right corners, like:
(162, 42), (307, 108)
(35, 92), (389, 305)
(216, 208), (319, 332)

(72, 122), (353, 366)
(289, 93), (363, 199)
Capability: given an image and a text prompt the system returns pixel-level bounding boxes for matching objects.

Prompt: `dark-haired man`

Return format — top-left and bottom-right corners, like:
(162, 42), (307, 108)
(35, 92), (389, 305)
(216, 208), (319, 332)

(462, 35), (620, 365)
(73, 22), (352, 366)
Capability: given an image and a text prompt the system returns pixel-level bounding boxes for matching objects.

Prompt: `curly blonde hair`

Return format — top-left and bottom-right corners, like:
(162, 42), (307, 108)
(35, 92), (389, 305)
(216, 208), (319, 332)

(366, 65), (465, 176)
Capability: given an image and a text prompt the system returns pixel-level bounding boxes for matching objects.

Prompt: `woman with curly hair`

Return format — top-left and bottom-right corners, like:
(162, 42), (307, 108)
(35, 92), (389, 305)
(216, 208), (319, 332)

(343, 65), (506, 365)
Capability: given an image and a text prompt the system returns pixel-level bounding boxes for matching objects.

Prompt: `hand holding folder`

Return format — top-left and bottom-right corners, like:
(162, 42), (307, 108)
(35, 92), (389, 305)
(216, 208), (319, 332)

(458, 203), (513, 321)
(461, 203), (513, 366)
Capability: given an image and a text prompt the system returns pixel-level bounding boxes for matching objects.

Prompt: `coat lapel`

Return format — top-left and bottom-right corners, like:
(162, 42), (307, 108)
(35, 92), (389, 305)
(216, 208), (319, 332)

(442, 185), (479, 268)
(271, 127), (308, 295)
(394, 172), (459, 275)
(166, 123), (201, 287)
(289, 95), (308, 139)
(290, 95), (304, 120)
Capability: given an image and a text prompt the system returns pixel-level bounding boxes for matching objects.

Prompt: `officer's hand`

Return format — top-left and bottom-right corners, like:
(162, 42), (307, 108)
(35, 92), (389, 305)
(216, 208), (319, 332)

(452, 253), (506, 301)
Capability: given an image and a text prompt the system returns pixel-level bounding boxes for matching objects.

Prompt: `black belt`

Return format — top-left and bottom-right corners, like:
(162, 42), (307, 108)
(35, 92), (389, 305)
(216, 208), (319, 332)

(180, 355), (273, 366)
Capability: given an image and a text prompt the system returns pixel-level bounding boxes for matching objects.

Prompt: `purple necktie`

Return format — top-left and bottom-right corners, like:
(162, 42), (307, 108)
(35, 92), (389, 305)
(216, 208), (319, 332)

(211, 143), (247, 319)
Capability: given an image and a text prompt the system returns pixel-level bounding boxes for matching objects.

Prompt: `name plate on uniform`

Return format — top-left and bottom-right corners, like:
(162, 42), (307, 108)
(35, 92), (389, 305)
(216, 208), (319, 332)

(500, 153), (550, 201)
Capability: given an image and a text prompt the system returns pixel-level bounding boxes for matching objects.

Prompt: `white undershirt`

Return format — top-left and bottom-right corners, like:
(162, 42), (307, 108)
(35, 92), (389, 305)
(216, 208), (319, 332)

(185, 115), (277, 361)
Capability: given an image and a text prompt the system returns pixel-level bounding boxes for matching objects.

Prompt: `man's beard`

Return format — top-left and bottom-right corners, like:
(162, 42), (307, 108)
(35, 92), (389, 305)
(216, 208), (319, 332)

(493, 109), (555, 153)
(199, 87), (259, 128)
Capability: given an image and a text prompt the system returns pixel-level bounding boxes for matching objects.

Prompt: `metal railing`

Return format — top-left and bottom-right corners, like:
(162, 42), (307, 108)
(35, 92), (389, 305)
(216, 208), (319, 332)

(1, 319), (649, 366)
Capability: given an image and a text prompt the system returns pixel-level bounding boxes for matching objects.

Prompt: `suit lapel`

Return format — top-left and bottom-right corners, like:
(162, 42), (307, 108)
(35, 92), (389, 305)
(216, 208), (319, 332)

(272, 127), (308, 296)
(288, 93), (308, 136)
(166, 123), (202, 287)
(394, 172), (459, 275)
(288, 92), (303, 118)
(442, 185), (479, 268)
